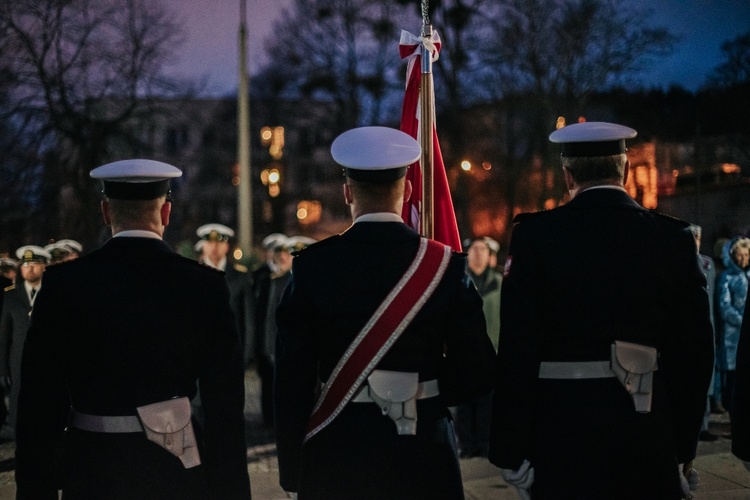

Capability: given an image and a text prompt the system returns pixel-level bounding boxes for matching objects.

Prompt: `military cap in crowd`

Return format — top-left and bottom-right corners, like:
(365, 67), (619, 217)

(287, 236), (317, 252)
(57, 239), (83, 255)
(549, 121), (637, 158)
(331, 126), (421, 182)
(0, 257), (17, 271)
(197, 224), (235, 243)
(261, 233), (289, 251)
(90, 159), (182, 200)
(15, 245), (51, 264)
(269, 235), (294, 252)
(45, 242), (72, 263)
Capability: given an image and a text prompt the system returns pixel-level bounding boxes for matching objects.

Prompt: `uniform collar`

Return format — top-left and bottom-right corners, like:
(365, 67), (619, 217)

(354, 212), (403, 223)
(113, 230), (162, 239)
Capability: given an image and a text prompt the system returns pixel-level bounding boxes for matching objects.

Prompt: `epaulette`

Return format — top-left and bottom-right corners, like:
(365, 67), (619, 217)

(292, 235), (339, 257)
(4, 285), (15, 292)
(233, 263), (248, 273)
(648, 209), (690, 227)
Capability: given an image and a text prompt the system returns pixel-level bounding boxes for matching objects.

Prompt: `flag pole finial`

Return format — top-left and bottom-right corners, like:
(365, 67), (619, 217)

(421, 0), (431, 36)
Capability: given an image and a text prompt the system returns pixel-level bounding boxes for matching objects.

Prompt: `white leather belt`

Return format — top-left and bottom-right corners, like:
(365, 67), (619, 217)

(538, 361), (615, 379)
(351, 378), (440, 403)
(70, 410), (144, 433)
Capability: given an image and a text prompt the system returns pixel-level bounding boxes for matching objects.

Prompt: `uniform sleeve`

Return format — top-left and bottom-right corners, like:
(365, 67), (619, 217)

(15, 280), (69, 499)
(660, 232), (714, 463)
(274, 264), (320, 493)
(733, 305), (750, 461)
(489, 221), (542, 470)
(439, 256), (496, 406)
(198, 276), (251, 499)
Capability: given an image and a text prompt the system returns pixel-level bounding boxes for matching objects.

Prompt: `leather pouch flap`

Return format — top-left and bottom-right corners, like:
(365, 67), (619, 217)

(613, 341), (657, 374)
(367, 370), (419, 403)
(136, 397), (191, 433)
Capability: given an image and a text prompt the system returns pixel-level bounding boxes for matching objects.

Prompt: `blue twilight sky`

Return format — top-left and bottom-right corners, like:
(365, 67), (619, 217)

(164, 0), (750, 96)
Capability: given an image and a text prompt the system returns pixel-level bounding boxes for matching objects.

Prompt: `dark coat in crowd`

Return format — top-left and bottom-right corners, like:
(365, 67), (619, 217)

(15, 237), (250, 499)
(489, 187), (714, 499)
(274, 221), (496, 499)
(733, 296), (750, 463)
(223, 261), (255, 365)
(0, 280), (33, 430)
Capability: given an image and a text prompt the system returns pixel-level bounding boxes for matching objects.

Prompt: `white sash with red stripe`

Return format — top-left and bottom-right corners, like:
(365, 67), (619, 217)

(304, 238), (452, 442)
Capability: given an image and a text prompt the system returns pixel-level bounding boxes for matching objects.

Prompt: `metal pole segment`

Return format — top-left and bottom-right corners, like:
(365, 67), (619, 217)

(419, 0), (434, 240)
(237, 0), (253, 252)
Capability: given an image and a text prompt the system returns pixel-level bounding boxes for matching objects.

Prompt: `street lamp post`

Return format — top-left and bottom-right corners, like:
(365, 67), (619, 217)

(237, 0), (253, 253)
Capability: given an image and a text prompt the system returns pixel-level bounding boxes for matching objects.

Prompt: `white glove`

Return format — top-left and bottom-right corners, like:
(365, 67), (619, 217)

(678, 464), (696, 499)
(501, 459), (534, 500)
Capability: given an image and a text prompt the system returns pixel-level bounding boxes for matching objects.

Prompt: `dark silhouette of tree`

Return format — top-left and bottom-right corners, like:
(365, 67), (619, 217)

(0, 0), (192, 249)
(707, 31), (750, 88)
(260, 0), (412, 132)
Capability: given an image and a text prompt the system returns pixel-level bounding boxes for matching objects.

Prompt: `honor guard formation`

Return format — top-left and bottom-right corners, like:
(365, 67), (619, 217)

(0, 124), (747, 499)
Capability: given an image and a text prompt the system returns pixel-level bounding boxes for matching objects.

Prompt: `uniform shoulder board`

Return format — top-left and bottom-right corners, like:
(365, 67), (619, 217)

(4, 285), (15, 292)
(648, 209), (689, 227)
(293, 235), (339, 256)
(233, 263), (248, 273)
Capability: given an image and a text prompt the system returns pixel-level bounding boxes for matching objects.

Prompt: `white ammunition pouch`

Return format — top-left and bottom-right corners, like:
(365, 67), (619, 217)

(136, 397), (201, 468)
(352, 370), (439, 435)
(610, 341), (658, 413)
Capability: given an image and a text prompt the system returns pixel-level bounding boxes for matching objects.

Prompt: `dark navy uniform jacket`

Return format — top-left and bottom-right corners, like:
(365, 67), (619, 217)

(733, 298), (750, 463)
(15, 236), (250, 499)
(0, 280), (33, 429)
(489, 187), (714, 499)
(274, 221), (496, 499)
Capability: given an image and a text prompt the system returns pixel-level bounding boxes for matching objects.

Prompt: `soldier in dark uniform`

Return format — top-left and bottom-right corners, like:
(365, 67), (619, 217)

(489, 122), (714, 499)
(15, 159), (250, 499)
(0, 245), (50, 437)
(196, 223), (254, 365)
(274, 126), (496, 499)
(0, 256), (15, 434)
(0, 256), (17, 287)
(251, 232), (287, 427)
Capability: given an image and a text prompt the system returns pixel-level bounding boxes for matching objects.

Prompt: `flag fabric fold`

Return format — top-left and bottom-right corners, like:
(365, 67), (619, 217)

(398, 30), (462, 252)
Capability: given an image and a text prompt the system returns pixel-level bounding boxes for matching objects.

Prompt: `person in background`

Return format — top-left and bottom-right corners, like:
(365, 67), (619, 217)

(274, 126), (495, 498)
(455, 237), (502, 458)
(196, 223), (254, 366)
(255, 235), (295, 429)
(0, 245), (50, 439)
(0, 256), (17, 312)
(689, 224), (721, 442)
(15, 159), (250, 499)
(489, 122), (713, 499)
(712, 236), (730, 414)
(716, 236), (750, 414)
(45, 242), (72, 265)
(0, 257), (16, 286)
(56, 239), (83, 261)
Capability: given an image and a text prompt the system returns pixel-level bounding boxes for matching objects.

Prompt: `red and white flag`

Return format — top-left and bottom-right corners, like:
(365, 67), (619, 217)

(398, 30), (462, 252)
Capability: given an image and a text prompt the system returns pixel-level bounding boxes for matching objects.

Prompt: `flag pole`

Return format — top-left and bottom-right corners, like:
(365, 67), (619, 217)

(419, 0), (434, 240)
